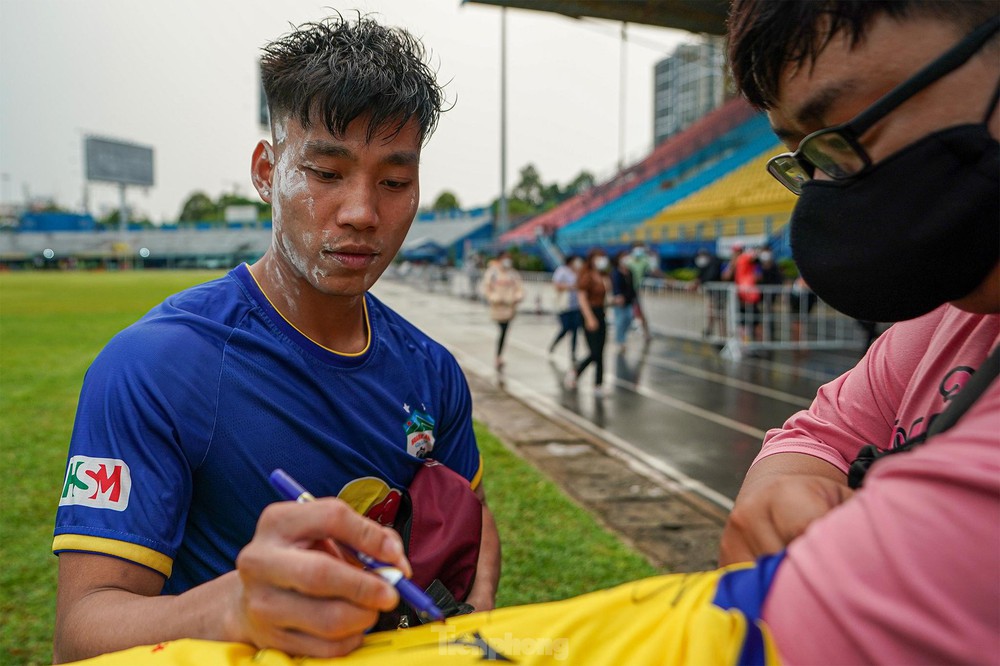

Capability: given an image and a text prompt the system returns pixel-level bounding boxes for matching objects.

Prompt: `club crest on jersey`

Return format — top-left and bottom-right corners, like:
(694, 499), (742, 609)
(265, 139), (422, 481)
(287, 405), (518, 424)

(59, 455), (132, 511)
(404, 410), (436, 459)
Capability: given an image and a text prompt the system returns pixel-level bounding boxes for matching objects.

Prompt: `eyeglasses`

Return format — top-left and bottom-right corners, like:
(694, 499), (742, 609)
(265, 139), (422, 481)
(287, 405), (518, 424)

(767, 16), (1000, 195)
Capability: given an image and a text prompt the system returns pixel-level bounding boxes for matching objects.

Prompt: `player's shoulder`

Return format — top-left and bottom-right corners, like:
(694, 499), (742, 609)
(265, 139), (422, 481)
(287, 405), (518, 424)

(367, 293), (460, 369)
(107, 270), (251, 360)
(155, 270), (251, 325)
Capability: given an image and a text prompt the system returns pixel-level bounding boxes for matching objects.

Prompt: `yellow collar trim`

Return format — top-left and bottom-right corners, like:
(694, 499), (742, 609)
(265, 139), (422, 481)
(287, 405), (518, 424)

(246, 267), (371, 357)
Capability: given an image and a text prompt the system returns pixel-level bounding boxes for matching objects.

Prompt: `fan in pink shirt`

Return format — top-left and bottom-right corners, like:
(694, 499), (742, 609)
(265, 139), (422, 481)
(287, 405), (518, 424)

(724, 0), (1000, 663)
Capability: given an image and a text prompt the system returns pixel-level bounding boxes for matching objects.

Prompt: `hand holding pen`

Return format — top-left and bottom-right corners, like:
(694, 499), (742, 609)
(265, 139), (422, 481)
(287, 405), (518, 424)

(268, 469), (445, 623)
(231, 474), (418, 657)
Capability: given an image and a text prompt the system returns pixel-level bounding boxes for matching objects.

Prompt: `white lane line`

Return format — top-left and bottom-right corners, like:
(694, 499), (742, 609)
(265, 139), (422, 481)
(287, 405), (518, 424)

(640, 355), (813, 408)
(453, 347), (736, 510)
(612, 377), (768, 440)
(497, 310), (816, 408)
(507, 337), (769, 440)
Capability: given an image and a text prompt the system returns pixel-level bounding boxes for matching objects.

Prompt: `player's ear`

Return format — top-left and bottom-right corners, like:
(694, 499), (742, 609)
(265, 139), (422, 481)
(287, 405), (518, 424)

(251, 140), (275, 203)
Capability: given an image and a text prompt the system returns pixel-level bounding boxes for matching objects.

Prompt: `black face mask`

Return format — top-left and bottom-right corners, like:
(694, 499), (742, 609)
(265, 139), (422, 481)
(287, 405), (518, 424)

(791, 123), (998, 322)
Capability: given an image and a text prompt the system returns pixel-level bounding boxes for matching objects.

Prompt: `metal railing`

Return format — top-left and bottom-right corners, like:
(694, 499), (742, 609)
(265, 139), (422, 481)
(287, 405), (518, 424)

(655, 282), (872, 359)
(383, 266), (874, 358)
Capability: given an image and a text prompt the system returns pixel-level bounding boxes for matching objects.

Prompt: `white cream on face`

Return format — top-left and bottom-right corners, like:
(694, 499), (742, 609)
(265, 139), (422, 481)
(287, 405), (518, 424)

(267, 121), (321, 312)
(272, 117), (288, 144)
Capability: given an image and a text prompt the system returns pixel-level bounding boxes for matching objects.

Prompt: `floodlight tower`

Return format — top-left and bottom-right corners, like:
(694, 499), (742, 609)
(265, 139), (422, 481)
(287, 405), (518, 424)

(497, 7), (509, 238)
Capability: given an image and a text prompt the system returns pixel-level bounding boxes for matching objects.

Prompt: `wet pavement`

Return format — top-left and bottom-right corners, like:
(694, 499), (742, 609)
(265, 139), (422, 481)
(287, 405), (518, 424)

(373, 278), (862, 511)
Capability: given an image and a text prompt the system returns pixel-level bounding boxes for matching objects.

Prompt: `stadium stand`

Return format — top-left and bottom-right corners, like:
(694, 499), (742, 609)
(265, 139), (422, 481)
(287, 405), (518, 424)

(555, 113), (777, 249)
(500, 97), (757, 245)
(1, 208), (494, 269)
(398, 209), (493, 263)
(0, 227), (271, 268)
(629, 148), (796, 244)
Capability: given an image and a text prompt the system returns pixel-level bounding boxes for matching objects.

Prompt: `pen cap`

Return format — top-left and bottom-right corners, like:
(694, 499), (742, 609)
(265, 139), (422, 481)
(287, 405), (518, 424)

(269, 469), (312, 502)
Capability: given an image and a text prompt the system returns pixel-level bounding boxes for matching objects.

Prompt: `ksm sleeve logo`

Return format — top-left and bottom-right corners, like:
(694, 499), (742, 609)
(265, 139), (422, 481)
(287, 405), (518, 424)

(59, 456), (132, 511)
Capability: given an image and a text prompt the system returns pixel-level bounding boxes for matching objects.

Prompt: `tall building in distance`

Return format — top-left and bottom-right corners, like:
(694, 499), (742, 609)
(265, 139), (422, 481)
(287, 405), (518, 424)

(653, 38), (727, 146)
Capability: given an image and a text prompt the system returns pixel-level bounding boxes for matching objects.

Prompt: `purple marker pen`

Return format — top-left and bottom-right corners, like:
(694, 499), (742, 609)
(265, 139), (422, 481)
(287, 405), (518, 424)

(268, 468), (445, 623)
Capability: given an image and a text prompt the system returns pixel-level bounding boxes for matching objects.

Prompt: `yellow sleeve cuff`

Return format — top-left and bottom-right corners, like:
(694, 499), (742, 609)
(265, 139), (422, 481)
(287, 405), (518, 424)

(469, 454), (484, 491)
(53, 534), (173, 577)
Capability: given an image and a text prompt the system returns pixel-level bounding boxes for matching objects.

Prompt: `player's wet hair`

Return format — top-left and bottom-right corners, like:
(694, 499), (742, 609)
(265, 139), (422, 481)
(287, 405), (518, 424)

(260, 13), (445, 144)
(727, 0), (999, 109)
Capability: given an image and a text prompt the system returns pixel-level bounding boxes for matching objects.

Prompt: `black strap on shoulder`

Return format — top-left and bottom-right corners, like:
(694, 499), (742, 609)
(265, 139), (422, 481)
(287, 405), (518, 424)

(848, 344), (1000, 489)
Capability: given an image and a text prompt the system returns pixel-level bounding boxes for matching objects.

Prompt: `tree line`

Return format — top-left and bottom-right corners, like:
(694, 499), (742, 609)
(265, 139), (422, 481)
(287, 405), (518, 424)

(426, 163), (596, 218)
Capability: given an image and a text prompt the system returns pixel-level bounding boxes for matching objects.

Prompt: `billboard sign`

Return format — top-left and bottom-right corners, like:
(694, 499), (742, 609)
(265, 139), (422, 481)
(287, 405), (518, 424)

(84, 136), (155, 186)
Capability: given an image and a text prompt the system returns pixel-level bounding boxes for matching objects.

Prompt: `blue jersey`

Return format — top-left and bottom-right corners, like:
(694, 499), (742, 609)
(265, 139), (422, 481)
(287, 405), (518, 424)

(53, 264), (481, 594)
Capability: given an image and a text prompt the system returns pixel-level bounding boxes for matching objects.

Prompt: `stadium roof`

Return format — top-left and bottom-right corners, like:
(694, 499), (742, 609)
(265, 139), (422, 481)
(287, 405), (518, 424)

(400, 214), (492, 258)
(462, 0), (729, 35)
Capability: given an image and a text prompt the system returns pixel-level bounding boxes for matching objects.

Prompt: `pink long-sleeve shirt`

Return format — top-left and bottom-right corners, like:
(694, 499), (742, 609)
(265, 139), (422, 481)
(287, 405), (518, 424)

(757, 305), (1000, 664)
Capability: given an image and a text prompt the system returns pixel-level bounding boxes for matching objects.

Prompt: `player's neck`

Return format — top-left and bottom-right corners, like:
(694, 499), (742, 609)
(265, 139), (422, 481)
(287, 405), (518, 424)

(248, 258), (370, 354)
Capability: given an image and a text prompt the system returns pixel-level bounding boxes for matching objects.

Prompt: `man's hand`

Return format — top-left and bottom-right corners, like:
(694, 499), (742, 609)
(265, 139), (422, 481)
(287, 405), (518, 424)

(719, 473), (854, 566)
(232, 498), (410, 657)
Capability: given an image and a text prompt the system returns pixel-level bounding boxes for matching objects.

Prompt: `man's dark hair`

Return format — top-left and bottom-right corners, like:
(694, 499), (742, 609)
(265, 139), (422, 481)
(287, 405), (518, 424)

(261, 14), (445, 144)
(727, 0), (998, 109)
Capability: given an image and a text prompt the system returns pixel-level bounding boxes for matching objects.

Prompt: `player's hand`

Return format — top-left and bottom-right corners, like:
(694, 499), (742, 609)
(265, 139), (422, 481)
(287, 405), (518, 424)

(230, 498), (409, 657)
(584, 315), (599, 331)
(719, 474), (854, 566)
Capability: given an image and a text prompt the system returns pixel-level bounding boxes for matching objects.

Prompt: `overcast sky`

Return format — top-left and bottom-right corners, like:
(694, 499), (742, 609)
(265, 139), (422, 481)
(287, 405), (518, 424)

(0, 0), (696, 222)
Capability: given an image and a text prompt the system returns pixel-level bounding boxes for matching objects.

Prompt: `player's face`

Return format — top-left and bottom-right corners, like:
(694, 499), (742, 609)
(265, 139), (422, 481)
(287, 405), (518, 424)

(767, 14), (999, 167)
(255, 113), (420, 299)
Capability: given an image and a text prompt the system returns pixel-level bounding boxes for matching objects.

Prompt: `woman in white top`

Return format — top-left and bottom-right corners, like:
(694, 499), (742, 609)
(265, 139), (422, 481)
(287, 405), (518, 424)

(480, 250), (524, 371)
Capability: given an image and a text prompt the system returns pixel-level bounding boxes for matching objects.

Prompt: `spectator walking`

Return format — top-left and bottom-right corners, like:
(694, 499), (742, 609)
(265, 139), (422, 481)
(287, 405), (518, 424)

(461, 251), (483, 301)
(719, 243), (741, 282)
(789, 275), (818, 351)
(610, 251), (637, 353)
(625, 242), (658, 342)
(480, 250), (524, 372)
(564, 249), (610, 397)
(548, 254), (582, 362)
(691, 248), (725, 338)
(757, 246), (784, 342)
(731, 245), (763, 342)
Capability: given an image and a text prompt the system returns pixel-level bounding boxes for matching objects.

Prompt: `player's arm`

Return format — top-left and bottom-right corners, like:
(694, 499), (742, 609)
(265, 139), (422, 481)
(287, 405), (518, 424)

(53, 499), (408, 663)
(465, 481), (501, 612)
